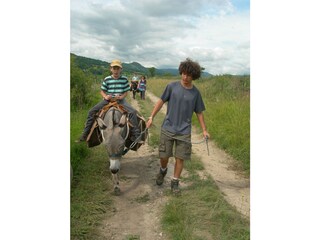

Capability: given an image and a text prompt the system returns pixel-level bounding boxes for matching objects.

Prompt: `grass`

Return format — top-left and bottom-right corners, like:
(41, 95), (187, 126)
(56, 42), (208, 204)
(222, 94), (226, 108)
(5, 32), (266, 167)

(125, 235), (140, 240)
(70, 142), (114, 239)
(134, 193), (150, 203)
(162, 156), (250, 240)
(70, 109), (90, 174)
(204, 99), (250, 172)
(194, 75), (250, 174)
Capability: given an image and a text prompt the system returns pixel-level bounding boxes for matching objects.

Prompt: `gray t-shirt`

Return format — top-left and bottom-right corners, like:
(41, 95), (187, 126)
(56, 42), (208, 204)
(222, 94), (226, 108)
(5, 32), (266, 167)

(161, 81), (205, 134)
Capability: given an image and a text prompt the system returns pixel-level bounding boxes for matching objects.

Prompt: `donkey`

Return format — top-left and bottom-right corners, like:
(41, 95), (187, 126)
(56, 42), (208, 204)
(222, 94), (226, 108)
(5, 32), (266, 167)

(130, 81), (138, 99)
(96, 106), (129, 195)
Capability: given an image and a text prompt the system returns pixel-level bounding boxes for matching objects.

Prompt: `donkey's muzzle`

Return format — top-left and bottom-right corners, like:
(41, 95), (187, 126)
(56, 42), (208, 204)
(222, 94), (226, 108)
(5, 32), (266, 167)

(111, 168), (119, 174)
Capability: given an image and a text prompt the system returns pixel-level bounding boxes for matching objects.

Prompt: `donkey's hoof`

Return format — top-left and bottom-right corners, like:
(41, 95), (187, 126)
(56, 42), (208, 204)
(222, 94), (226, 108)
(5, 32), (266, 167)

(114, 186), (121, 195)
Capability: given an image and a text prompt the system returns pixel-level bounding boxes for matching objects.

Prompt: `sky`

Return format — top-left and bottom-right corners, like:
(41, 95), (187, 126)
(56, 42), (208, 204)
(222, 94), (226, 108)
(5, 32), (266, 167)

(70, 0), (250, 75)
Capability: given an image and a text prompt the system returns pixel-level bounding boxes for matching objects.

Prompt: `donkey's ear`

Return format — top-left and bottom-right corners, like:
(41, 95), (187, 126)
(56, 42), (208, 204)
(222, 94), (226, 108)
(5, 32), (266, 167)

(97, 117), (107, 129)
(118, 113), (127, 127)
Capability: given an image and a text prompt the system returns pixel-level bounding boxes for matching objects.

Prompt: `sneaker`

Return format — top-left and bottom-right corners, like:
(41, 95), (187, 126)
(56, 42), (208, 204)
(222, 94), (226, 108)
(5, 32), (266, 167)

(171, 179), (181, 194)
(156, 168), (167, 185)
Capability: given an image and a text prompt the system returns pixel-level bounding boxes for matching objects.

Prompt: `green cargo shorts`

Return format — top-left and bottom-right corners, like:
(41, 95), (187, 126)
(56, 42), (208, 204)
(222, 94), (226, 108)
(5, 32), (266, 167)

(159, 128), (192, 160)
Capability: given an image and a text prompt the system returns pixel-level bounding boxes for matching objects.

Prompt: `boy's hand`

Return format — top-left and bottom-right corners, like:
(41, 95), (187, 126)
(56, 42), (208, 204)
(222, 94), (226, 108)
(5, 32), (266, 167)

(146, 117), (153, 129)
(203, 130), (210, 140)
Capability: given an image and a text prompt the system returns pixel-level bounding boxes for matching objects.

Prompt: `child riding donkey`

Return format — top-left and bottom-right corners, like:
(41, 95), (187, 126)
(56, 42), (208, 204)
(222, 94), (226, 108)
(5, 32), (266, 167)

(77, 59), (141, 143)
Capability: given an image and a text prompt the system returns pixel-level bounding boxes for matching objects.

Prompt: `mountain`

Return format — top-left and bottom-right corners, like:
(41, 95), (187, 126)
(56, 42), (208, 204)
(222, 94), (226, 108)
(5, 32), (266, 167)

(71, 53), (212, 77)
(122, 61), (148, 74)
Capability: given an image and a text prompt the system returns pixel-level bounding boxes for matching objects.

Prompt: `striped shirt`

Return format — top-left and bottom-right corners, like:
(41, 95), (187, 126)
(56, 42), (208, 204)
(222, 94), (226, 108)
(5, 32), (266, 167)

(101, 75), (130, 95)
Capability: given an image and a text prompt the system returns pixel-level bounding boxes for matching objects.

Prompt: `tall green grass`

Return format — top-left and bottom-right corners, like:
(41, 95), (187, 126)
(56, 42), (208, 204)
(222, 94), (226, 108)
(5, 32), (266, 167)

(205, 99), (250, 172)
(195, 75), (250, 174)
(70, 82), (102, 174)
(70, 109), (90, 174)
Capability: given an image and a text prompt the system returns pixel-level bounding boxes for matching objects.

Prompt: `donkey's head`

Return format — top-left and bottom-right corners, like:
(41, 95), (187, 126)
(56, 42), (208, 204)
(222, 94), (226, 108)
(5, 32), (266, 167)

(97, 107), (128, 194)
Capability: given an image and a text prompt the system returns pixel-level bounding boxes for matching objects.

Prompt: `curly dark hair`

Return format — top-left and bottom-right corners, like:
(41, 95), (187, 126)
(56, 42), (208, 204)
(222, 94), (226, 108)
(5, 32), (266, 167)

(178, 58), (202, 80)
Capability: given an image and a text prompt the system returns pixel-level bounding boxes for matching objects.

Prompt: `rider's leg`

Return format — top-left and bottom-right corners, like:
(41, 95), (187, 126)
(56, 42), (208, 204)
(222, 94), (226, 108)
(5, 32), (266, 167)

(118, 99), (140, 140)
(79, 99), (109, 141)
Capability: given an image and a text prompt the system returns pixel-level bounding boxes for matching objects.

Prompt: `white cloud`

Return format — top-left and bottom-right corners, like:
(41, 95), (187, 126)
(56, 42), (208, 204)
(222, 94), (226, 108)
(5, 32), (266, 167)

(71, 0), (250, 74)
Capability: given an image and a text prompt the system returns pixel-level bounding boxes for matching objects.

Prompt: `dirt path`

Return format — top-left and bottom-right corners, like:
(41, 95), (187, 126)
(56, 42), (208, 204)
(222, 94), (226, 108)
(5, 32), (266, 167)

(99, 92), (249, 239)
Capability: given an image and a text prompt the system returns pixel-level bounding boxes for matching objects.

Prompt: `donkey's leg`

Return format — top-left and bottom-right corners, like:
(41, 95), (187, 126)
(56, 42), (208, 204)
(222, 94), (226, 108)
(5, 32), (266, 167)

(110, 159), (121, 194)
(112, 173), (120, 194)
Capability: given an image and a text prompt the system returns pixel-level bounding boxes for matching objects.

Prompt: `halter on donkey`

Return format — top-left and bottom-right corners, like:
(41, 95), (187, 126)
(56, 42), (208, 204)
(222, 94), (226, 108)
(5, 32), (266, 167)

(86, 102), (147, 194)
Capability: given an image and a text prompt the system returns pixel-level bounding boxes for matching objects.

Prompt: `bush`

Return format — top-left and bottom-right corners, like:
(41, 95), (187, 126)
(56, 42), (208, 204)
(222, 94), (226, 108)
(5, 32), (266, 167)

(70, 55), (96, 111)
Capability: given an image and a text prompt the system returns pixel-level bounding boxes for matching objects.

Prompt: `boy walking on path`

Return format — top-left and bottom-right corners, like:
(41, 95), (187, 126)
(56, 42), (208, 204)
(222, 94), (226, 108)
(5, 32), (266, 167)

(146, 58), (210, 194)
(78, 59), (140, 142)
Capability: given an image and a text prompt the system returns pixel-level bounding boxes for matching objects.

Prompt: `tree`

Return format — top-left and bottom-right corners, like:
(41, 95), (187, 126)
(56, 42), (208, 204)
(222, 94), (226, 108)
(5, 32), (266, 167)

(148, 67), (156, 77)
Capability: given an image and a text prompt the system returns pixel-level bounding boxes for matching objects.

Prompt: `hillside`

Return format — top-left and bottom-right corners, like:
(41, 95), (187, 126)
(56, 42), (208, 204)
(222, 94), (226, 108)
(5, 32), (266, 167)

(71, 53), (212, 77)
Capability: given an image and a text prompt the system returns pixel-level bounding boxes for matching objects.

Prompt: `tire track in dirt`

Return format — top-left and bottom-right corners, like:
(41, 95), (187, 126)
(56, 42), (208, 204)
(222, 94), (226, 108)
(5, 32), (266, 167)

(146, 91), (250, 218)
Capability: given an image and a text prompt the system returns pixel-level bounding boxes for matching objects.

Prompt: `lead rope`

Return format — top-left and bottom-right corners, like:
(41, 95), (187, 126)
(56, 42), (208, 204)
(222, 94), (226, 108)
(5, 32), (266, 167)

(122, 128), (149, 156)
(128, 128), (149, 149)
(205, 136), (210, 156)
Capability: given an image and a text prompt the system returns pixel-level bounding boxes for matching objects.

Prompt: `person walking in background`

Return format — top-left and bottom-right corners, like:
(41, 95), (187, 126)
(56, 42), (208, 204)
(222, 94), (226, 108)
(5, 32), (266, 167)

(146, 58), (210, 194)
(77, 59), (140, 142)
(138, 75), (147, 100)
(130, 73), (139, 99)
